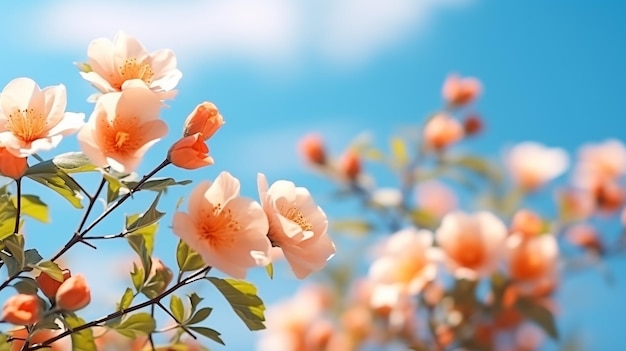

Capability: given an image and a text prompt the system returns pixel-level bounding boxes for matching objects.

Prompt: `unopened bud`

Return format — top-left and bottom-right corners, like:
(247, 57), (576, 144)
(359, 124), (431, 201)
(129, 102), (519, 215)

(183, 102), (225, 139)
(298, 134), (327, 165)
(55, 275), (91, 311)
(2, 294), (40, 325)
(339, 149), (361, 181)
(423, 114), (464, 150)
(36, 269), (71, 300)
(463, 114), (483, 136)
(0, 147), (28, 180)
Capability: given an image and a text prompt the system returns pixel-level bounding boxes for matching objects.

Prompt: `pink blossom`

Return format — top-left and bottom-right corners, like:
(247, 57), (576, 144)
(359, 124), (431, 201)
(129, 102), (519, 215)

(415, 180), (458, 218)
(506, 233), (559, 296)
(574, 139), (626, 188)
(436, 211), (507, 279)
(80, 31), (182, 100)
(507, 142), (569, 190)
(172, 172), (271, 278)
(0, 78), (84, 156)
(423, 113), (464, 150)
(442, 74), (482, 106)
(258, 173), (335, 279)
(77, 80), (167, 173)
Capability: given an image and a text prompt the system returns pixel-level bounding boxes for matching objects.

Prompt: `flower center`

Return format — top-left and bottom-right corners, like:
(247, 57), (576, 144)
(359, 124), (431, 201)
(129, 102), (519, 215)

(283, 206), (313, 231)
(102, 117), (141, 155)
(111, 58), (154, 90)
(199, 204), (241, 248)
(5, 108), (47, 142)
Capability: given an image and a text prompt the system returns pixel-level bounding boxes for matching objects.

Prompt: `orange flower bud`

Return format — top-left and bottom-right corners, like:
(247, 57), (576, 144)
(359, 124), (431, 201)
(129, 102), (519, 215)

(0, 147), (28, 179)
(55, 274), (91, 311)
(2, 294), (40, 325)
(36, 269), (71, 300)
(298, 133), (327, 165)
(339, 149), (361, 181)
(423, 114), (464, 150)
(463, 114), (483, 136)
(594, 181), (625, 212)
(183, 102), (225, 140)
(510, 209), (543, 238)
(442, 74), (482, 107)
(168, 133), (214, 170)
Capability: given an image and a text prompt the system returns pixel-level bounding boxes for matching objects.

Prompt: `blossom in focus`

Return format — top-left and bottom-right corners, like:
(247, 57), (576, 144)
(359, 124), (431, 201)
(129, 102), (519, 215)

(0, 146), (27, 179)
(574, 139), (626, 188)
(507, 142), (569, 190)
(0, 78), (84, 156)
(506, 233), (559, 295)
(423, 113), (464, 150)
(9, 327), (70, 351)
(80, 31), (182, 100)
(77, 80), (168, 173)
(436, 211), (507, 279)
(36, 269), (71, 301)
(258, 173), (335, 279)
(183, 102), (225, 139)
(368, 227), (436, 297)
(172, 172), (271, 279)
(1, 294), (40, 325)
(339, 148), (361, 181)
(55, 274), (91, 311)
(168, 133), (214, 170)
(442, 74), (482, 106)
(415, 180), (458, 218)
(298, 133), (327, 165)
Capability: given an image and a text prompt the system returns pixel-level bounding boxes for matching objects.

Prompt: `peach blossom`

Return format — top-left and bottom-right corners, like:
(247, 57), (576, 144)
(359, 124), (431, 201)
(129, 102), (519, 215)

(172, 172), (271, 278)
(574, 139), (626, 188)
(80, 31), (182, 100)
(339, 149), (361, 181)
(298, 133), (327, 165)
(258, 173), (335, 279)
(55, 274), (91, 311)
(442, 74), (482, 106)
(507, 142), (569, 190)
(168, 133), (214, 170)
(436, 211), (507, 279)
(566, 224), (604, 254)
(1, 294), (40, 325)
(36, 269), (71, 301)
(183, 102), (225, 139)
(9, 327), (70, 351)
(423, 113), (464, 150)
(0, 78), (84, 156)
(0, 146), (27, 179)
(506, 233), (559, 295)
(368, 227), (436, 296)
(77, 80), (168, 173)
(415, 180), (458, 218)
(510, 209), (543, 238)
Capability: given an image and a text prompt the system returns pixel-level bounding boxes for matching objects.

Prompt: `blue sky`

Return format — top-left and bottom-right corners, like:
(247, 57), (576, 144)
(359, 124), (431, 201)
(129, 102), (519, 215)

(1, 1), (625, 350)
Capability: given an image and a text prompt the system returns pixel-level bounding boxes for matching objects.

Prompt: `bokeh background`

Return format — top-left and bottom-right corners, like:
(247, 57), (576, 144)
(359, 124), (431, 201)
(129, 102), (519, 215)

(1, 1), (625, 350)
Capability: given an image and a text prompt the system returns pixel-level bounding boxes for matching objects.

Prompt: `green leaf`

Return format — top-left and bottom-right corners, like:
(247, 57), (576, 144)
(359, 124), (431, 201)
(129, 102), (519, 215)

(127, 235), (152, 283)
(207, 277), (266, 331)
(390, 137), (409, 167)
(125, 193), (165, 233)
(26, 152), (97, 175)
(125, 215), (157, 256)
(114, 313), (156, 338)
(0, 252), (19, 277)
(13, 277), (38, 294)
(265, 263), (274, 280)
(4, 239), (24, 269)
(30, 261), (64, 281)
(123, 178), (192, 194)
(0, 333), (10, 351)
(26, 170), (84, 209)
(103, 173), (127, 204)
(130, 263), (144, 292)
(330, 219), (374, 236)
(11, 195), (49, 223)
(176, 239), (205, 273)
(516, 298), (559, 340)
(170, 295), (185, 322)
(141, 263), (172, 299)
(188, 293), (203, 316)
(189, 326), (225, 345)
(187, 307), (212, 325)
(24, 248), (43, 266)
(65, 315), (98, 351)
(117, 288), (134, 311)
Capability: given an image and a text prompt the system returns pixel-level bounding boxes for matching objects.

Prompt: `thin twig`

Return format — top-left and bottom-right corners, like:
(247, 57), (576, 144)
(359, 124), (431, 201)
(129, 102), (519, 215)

(14, 178), (21, 235)
(156, 301), (197, 340)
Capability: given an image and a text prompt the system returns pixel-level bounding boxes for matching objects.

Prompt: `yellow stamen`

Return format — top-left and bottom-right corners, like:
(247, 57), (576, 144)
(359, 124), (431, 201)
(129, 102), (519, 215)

(199, 205), (241, 248)
(110, 58), (154, 90)
(283, 206), (313, 232)
(5, 108), (47, 142)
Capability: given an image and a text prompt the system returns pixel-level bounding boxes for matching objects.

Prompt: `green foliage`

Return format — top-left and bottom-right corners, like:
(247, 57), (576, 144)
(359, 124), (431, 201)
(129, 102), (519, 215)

(17, 195), (49, 223)
(112, 313), (156, 339)
(176, 239), (205, 273)
(516, 298), (559, 340)
(13, 277), (38, 294)
(125, 193), (165, 234)
(117, 288), (135, 311)
(65, 314), (98, 351)
(207, 277), (266, 331)
(31, 260), (64, 282)
(265, 263), (274, 280)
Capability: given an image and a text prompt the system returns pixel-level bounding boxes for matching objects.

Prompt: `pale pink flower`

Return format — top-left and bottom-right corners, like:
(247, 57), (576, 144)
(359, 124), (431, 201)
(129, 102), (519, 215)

(506, 233), (559, 296)
(172, 172), (271, 279)
(507, 142), (569, 190)
(442, 74), (482, 106)
(415, 180), (458, 217)
(368, 227), (436, 296)
(423, 113), (464, 150)
(574, 139), (626, 188)
(436, 211), (507, 279)
(257, 173), (335, 279)
(77, 80), (168, 173)
(80, 31), (182, 100)
(0, 78), (84, 156)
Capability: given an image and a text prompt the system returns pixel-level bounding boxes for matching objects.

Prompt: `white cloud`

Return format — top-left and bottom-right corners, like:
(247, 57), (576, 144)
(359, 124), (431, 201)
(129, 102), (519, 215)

(8, 0), (470, 68)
